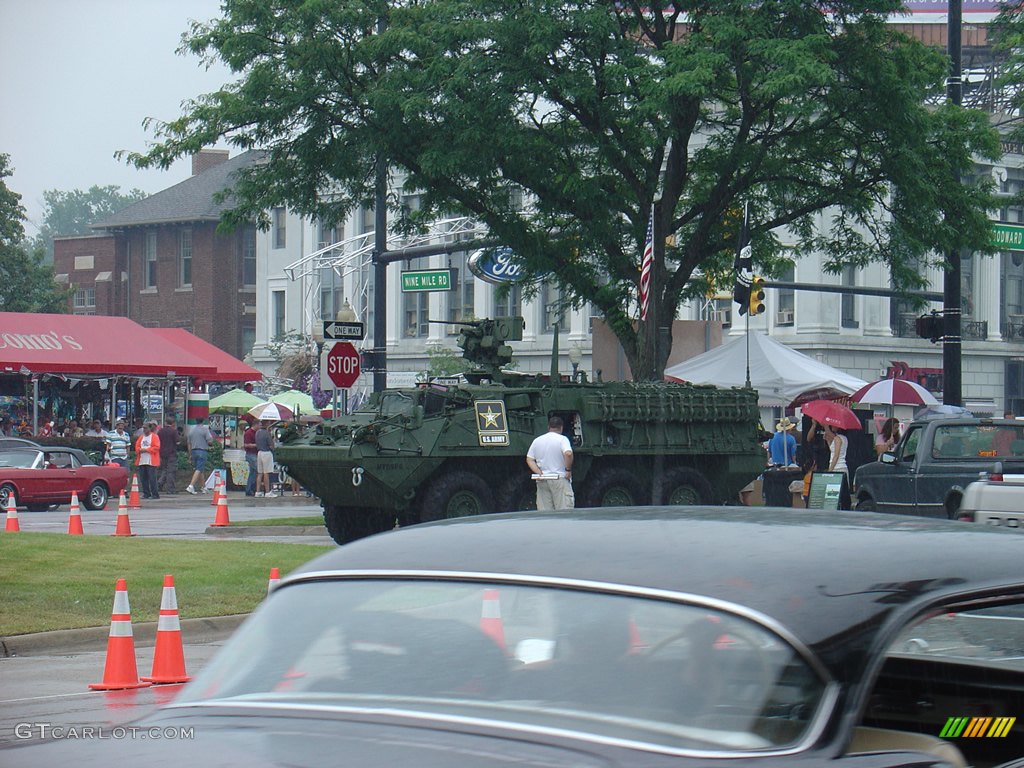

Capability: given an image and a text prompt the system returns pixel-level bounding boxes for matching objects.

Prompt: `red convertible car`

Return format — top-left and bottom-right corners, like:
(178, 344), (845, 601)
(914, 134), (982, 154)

(0, 447), (128, 511)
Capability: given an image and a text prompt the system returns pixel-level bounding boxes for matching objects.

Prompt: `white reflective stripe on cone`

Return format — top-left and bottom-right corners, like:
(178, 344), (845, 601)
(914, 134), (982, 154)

(159, 587), (178, 611)
(109, 619), (134, 637)
(157, 613), (181, 632)
(112, 591), (130, 614)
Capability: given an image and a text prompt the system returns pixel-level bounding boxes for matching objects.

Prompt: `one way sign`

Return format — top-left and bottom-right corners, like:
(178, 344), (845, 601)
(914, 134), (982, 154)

(323, 321), (365, 340)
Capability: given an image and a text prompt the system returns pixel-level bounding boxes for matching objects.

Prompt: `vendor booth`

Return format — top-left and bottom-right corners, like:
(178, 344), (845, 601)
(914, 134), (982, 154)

(664, 333), (868, 407)
(0, 312), (261, 434)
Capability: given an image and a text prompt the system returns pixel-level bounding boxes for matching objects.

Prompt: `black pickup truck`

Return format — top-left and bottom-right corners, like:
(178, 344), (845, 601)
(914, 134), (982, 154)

(852, 417), (1024, 519)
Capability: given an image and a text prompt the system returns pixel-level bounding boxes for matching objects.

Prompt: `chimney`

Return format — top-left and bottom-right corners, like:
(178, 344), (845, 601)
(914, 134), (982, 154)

(191, 149), (230, 176)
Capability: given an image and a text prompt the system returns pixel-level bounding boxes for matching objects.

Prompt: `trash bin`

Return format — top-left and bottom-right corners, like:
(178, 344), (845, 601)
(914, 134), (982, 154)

(762, 468), (803, 507)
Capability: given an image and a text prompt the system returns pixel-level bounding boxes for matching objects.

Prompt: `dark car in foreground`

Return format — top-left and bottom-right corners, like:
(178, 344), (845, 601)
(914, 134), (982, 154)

(4, 508), (1024, 767)
(0, 446), (127, 511)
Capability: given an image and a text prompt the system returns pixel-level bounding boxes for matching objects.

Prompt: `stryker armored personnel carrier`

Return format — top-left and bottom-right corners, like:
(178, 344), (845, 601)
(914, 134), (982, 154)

(275, 317), (764, 544)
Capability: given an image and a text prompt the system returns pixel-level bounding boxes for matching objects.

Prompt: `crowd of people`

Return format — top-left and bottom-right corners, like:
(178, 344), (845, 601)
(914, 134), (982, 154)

(1, 410), (302, 499)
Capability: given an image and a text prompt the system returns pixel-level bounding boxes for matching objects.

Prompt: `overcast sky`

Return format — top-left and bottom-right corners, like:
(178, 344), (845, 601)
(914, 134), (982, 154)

(0, 0), (230, 236)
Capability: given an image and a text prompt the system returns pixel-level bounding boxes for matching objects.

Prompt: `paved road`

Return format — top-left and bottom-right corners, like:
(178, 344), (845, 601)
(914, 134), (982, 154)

(4, 491), (335, 543)
(0, 492), (335, 746)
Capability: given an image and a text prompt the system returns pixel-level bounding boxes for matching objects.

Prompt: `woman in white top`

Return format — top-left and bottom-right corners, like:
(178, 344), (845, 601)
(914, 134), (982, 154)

(825, 425), (851, 509)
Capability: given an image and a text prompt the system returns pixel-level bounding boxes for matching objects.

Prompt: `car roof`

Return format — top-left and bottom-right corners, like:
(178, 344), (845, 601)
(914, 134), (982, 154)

(292, 507), (1024, 682)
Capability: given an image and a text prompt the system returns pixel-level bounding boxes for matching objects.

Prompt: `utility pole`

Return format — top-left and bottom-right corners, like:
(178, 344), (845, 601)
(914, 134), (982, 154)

(372, 154), (388, 394)
(944, 0), (963, 406)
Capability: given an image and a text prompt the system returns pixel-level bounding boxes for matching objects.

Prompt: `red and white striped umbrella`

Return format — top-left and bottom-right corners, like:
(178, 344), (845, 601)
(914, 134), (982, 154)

(851, 378), (939, 406)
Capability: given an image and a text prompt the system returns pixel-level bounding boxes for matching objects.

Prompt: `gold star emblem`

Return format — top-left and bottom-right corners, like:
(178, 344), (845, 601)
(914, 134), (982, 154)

(481, 407), (501, 428)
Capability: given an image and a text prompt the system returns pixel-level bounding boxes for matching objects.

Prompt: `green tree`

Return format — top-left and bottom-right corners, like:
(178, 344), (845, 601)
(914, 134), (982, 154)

(0, 154), (71, 313)
(129, 0), (999, 379)
(33, 185), (147, 262)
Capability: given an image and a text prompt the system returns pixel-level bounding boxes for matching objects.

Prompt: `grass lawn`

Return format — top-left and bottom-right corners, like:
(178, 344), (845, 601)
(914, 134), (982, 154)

(0, 532), (332, 636)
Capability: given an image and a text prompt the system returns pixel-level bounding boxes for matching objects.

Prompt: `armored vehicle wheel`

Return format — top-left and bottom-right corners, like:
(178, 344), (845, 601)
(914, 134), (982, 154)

(661, 467), (713, 506)
(497, 473), (537, 513)
(584, 468), (648, 507)
(418, 471), (495, 522)
(323, 505), (391, 545)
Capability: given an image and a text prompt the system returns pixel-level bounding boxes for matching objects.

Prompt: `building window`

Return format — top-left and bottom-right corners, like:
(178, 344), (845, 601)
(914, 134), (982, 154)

(542, 281), (567, 333)
(73, 287), (95, 315)
(241, 325), (256, 359)
(495, 284), (522, 318)
(320, 266), (343, 320)
(242, 225), (257, 285)
(317, 220), (343, 249)
(777, 265), (795, 326)
(144, 230), (157, 288)
(179, 228), (193, 287)
(272, 290), (286, 340)
(1004, 251), (1024, 332)
(403, 292), (429, 338)
(447, 255), (474, 335)
(841, 265), (858, 329)
(961, 253), (974, 320)
(272, 207), (287, 249)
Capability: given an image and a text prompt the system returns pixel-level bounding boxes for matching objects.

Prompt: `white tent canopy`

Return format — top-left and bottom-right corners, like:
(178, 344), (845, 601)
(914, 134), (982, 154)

(664, 333), (868, 407)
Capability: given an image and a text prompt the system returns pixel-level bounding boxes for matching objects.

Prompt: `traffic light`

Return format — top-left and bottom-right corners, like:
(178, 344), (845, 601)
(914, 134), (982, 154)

(748, 276), (766, 315)
(915, 312), (943, 343)
(733, 280), (751, 316)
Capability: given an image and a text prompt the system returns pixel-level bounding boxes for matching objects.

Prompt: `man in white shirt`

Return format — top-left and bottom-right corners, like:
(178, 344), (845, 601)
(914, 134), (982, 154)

(526, 416), (574, 510)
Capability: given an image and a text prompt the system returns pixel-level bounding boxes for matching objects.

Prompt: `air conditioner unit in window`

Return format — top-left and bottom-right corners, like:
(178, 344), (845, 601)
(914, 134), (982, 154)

(776, 309), (794, 324)
(711, 309), (731, 325)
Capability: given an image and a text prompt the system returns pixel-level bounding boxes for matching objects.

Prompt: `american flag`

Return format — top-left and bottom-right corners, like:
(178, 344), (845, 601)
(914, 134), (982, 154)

(639, 206), (654, 321)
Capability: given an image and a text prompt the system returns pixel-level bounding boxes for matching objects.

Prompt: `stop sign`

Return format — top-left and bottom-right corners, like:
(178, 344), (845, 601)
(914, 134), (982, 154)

(325, 342), (361, 388)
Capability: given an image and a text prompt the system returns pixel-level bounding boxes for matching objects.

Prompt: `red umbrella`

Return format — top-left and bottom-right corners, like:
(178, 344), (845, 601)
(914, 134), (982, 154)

(801, 399), (861, 430)
(851, 378), (938, 406)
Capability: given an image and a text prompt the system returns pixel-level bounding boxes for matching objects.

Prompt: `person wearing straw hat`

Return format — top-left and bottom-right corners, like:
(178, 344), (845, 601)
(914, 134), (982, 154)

(768, 417), (798, 467)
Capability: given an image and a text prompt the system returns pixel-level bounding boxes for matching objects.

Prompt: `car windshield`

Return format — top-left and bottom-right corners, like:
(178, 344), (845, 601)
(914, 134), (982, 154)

(933, 423), (1024, 459)
(175, 579), (829, 755)
(0, 449), (39, 468)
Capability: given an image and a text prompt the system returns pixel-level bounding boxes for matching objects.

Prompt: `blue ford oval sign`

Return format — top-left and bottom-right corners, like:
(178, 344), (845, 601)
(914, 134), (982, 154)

(468, 246), (525, 285)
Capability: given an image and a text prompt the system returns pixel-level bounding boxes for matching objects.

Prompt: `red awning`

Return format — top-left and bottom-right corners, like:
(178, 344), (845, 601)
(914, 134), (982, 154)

(0, 313), (214, 377)
(148, 328), (262, 383)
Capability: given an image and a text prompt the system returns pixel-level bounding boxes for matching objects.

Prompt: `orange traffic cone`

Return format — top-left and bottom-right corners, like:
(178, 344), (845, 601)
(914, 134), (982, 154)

(4, 493), (19, 532)
(210, 473), (221, 507)
(89, 578), (151, 690)
(127, 474), (142, 509)
(211, 490), (230, 527)
(480, 589), (506, 652)
(142, 574), (191, 684)
(267, 567), (281, 594)
(112, 492), (134, 537)
(67, 492), (84, 535)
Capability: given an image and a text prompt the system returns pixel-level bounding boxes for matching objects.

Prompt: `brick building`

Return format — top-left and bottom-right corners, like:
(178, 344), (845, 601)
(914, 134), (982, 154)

(54, 149), (262, 360)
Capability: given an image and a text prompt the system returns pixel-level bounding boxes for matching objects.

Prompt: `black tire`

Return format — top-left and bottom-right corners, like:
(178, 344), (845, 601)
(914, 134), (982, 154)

(496, 473), (537, 513)
(0, 483), (17, 509)
(661, 467), (714, 506)
(855, 495), (876, 512)
(583, 467), (649, 508)
(323, 505), (392, 545)
(418, 471), (495, 522)
(945, 495), (962, 520)
(83, 482), (109, 511)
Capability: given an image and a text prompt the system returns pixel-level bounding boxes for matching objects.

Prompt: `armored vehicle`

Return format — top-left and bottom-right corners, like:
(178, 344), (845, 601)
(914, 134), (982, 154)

(275, 317), (765, 544)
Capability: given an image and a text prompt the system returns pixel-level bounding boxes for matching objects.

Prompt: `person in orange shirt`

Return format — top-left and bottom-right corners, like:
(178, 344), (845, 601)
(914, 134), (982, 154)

(134, 421), (162, 500)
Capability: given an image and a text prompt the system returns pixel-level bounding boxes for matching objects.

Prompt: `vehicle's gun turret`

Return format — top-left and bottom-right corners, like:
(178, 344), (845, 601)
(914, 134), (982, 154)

(455, 317), (525, 378)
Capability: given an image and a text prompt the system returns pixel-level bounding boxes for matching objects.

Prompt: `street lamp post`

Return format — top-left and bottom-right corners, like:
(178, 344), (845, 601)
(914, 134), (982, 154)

(568, 344), (583, 382)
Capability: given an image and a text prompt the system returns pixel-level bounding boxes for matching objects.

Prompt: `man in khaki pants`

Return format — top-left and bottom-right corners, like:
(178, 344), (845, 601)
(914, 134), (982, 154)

(526, 416), (574, 510)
